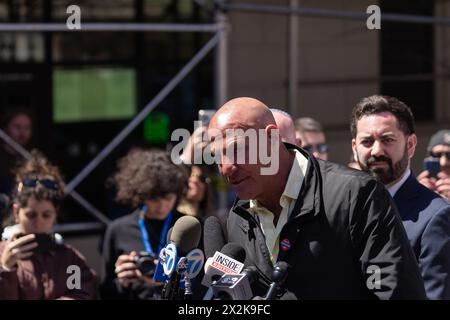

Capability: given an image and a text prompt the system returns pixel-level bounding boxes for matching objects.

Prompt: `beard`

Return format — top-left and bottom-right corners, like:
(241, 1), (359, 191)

(357, 146), (409, 185)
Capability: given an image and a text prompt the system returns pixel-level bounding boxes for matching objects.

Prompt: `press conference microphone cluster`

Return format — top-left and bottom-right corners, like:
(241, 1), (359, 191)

(153, 215), (204, 300)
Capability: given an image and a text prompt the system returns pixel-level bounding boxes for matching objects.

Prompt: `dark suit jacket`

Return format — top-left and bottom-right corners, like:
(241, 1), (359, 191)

(394, 174), (450, 299)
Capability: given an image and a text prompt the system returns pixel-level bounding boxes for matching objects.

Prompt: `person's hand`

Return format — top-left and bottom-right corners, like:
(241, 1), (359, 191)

(417, 170), (437, 191)
(180, 126), (209, 164)
(114, 251), (162, 288)
(0, 233), (37, 271)
(435, 172), (450, 199)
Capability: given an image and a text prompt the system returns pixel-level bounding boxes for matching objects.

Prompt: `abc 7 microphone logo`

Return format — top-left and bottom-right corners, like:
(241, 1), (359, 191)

(184, 249), (204, 279)
(163, 243), (177, 276)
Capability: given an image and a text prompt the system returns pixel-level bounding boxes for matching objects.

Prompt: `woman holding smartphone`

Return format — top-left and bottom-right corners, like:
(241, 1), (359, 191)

(0, 151), (96, 299)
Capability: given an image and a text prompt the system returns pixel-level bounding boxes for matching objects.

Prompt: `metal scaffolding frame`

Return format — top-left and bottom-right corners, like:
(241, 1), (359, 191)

(0, 21), (228, 225)
(0, 129), (110, 224)
(1, 1), (449, 226)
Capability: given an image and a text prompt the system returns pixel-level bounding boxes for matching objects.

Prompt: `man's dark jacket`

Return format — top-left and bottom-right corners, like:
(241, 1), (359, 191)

(226, 145), (426, 300)
(393, 174), (450, 299)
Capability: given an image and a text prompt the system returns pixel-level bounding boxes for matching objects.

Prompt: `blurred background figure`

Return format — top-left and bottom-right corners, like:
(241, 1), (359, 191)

(0, 151), (97, 300)
(271, 108), (301, 146)
(100, 149), (189, 300)
(179, 124), (227, 217)
(294, 117), (328, 160)
(177, 165), (214, 221)
(0, 108), (33, 196)
(418, 129), (450, 199)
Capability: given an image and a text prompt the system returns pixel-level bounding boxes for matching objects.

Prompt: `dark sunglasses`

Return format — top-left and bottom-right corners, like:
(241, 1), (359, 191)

(303, 143), (329, 154)
(429, 151), (450, 160)
(21, 179), (60, 190)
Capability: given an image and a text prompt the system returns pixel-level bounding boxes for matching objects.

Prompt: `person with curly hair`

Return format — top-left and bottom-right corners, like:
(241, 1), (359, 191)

(0, 151), (97, 299)
(100, 148), (189, 300)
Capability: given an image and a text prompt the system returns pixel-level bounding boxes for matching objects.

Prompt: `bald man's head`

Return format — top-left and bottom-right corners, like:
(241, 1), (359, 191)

(207, 97), (294, 208)
(271, 109), (299, 146)
(210, 97), (277, 131)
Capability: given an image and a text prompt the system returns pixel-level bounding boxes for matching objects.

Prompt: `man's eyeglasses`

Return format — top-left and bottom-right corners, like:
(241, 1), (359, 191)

(429, 151), (450, 160)
(20, 179), (60, 191)
(303, 143), (329, 154)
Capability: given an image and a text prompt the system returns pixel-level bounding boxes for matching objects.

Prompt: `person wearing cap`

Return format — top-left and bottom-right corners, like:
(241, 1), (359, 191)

(351, 96), (450, 299)
(418, 130), (450, 199)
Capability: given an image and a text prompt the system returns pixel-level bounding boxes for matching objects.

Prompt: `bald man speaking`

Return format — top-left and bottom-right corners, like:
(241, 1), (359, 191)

(208, 97), (425, 300)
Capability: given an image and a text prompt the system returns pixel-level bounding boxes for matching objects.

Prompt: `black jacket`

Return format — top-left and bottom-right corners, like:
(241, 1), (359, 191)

(393, 174), (450, 299)
(226, 145), (426, 300)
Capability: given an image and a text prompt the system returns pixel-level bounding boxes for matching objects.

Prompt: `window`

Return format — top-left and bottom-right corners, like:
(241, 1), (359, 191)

(380, 0), (434, 121)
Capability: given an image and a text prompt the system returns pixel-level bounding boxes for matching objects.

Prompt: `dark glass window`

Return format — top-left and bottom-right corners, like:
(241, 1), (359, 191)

(380, 0), (434, 121)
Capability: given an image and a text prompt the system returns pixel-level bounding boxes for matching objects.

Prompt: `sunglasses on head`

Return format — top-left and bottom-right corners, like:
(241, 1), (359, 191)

(429, 151), (450, 160)
(303, 143), (329, 154)
(21, 179), (60, 190)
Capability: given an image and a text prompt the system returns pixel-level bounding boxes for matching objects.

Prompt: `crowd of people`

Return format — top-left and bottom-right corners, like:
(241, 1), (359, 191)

(0, 95), (449, 300)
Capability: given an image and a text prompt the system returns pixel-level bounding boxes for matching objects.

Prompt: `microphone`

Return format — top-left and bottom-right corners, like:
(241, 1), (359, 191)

(264, 261), (290, 300)
(202, 243), (246, 300)
(211, 266), (259, 300)
(159, 216), (202, 300)
(153, 226), (175, 282)
(176, 248), (204, 299)
(203, 216), (227, 259)
(202, 243), (246, 287)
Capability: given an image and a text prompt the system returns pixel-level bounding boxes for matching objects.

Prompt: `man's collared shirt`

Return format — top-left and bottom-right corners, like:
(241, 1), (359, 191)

(249, 149), (308, 264)
(388, 168), (411, 198)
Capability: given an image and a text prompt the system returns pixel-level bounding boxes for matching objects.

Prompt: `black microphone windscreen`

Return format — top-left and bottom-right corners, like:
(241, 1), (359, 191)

(220, 242), (246, 263)
(169, 215), (201, 255)
(203, 216), (226, 259)
(272, 261), (290, 283)
(243, 266), (259, 283)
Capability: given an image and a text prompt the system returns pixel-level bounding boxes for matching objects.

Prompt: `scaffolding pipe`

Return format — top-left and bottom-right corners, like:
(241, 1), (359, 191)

(220, 2), (450, 26)
(64, 32), (222, 194)
(288, 0), (299, 115)
(0, 22), (222, 32)
(214, 9), (229, 107)
(0, 129), (110, 225)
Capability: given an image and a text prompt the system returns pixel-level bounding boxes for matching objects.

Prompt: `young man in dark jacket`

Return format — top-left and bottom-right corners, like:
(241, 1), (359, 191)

(208, 97), (426, 300)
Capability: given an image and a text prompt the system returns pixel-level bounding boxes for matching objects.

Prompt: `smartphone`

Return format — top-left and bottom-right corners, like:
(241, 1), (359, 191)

(16, 233), (57, 253)
(423, 157), (440, 179)
(198, 109), (216, 126)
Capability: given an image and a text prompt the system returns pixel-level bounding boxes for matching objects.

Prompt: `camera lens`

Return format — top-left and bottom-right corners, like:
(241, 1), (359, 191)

(135, 251), (157, 276)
